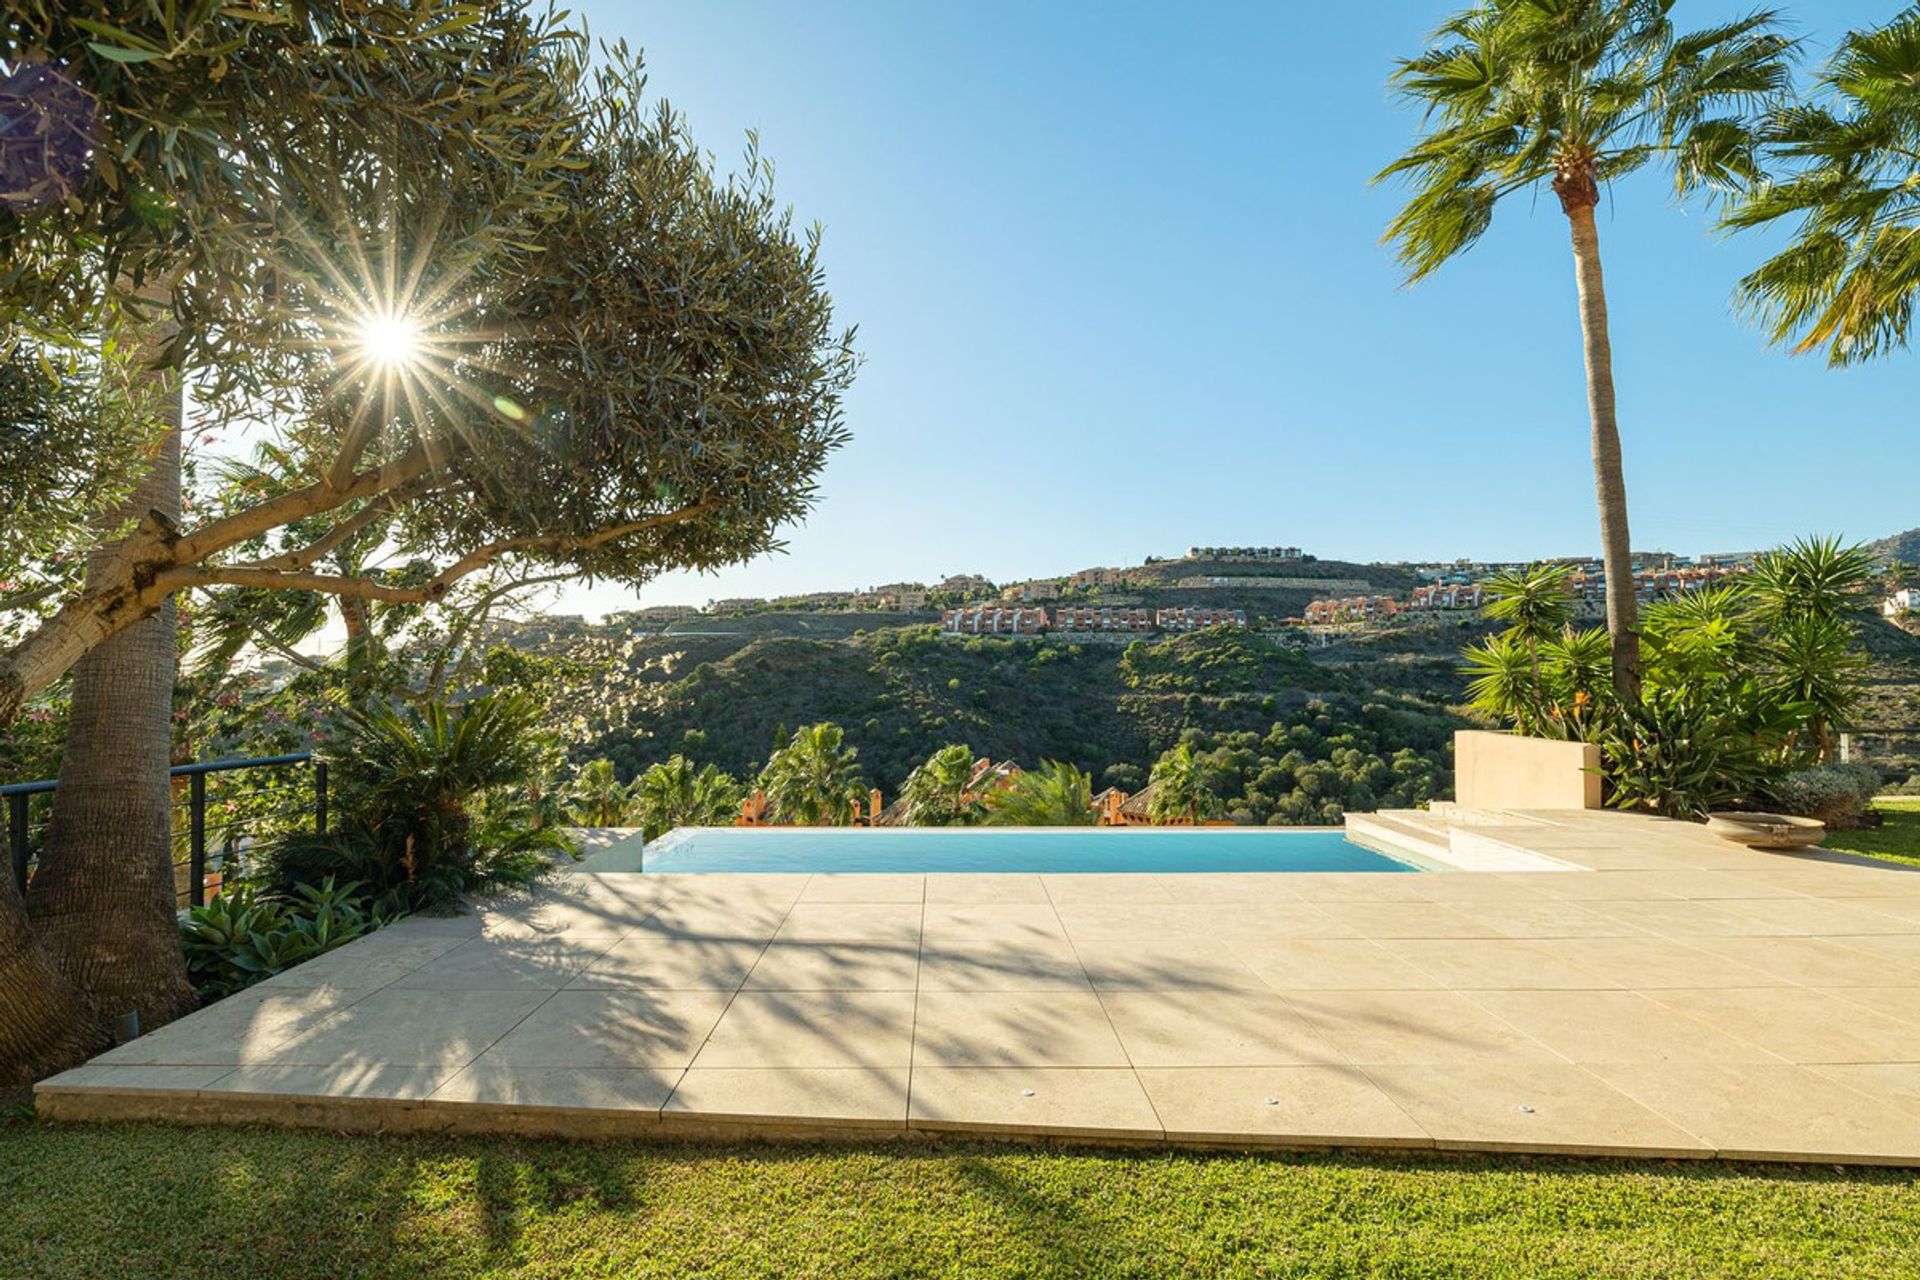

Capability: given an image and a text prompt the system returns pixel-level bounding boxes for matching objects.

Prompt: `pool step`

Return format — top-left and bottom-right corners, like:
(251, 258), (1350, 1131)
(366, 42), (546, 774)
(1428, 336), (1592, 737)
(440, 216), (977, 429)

(1347, 809), (1583, 873)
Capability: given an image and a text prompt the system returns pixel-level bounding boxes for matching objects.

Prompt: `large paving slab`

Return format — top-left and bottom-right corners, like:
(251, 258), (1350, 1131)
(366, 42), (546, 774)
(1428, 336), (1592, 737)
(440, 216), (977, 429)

(35, 808), (1920, 1164)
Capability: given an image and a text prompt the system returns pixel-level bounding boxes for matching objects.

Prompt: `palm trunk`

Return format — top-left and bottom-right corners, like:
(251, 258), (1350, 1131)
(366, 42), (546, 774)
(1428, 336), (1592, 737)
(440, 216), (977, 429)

(1564, 201), (1641, 701)
(26, 324), (197, 1034)
(0, 880), (106, 1088)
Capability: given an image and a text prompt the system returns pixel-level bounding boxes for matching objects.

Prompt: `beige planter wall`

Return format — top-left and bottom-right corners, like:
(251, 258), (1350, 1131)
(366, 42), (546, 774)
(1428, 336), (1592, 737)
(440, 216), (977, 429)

(1454, 729), (1602, 811)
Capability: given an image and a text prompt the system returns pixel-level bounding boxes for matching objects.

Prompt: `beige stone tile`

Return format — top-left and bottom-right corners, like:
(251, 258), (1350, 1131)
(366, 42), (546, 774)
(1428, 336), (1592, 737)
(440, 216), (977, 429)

(94, 987), (374, 1065)
(204, 1063), (454, 1100)
(1823, 933), (1920, 967)
(1465, 990), (1784, 1065)
(1520, 872), (1685, 902)
(798, 874), (927, 904)
(256, 938), (457, 990)
(1073, 938), (1269, 991)
(1453, 901), (1647, 940)
(651, 873), (810, 906)
(481, 990), (732, 1068)
(666, 1068), (908, 1128)
(1646, 987), (1920, 1063)
(432, 1061), (679, 1111)
(1587, 899), (1808, 938)
(1378, 938), (1618, 990)
(1728, 864), (1920, 898)
(1280, 874), (1434, 903)
(1685, 936), (1920, 988)
(1701, 898), (1920, 936)
(1101, 990), (1346, 1067)
(1821, 986), (1920, 1028)
(1624, 870), (1810, 900)
(1806, 1063), (1920, 1121)
(1408, 874), (1555, 905)
(917, 939), (1091, 991)
(912, 991), (1128, 1067)
(1311, 902), (1496, 939)
(691, 991), (917, 1069)
(392, 935), (621, 991)
(1365, 1063), (1711, 1158)
(259, 988), (550, 1066)
(1831, 896), (1920, 924)
(1039, 874), (1174, 905)
(773, 902), (923, 945)
(629, 900), (790, 943)
(1283, 990), (1566, 1066)
(1533, 936), (1777, 989)
(1230, 938), (1443, 991)
(1151, 873), (1309, 904)
(1202, 903), (1353, 942)
(1052, 904), (1235, 943)
(923, 873), (1052, 904)
(743, 941), (921, 991)
(1594, 1062), (1920, 1163)
(921, 904), (1069, 946)
(568, 936), (765, 990)
(38, 1064), (232, 1092)
(908, 1067), (1162, 1139)
(1138, 1066), (1427, 1147)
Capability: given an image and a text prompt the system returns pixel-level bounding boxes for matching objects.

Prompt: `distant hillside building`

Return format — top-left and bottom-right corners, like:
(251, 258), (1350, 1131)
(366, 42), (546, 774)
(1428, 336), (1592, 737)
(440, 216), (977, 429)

(707, 597), (766, 614)
(1187, 546), (1303, 562)
(1068, 566), (1133, 590)
(1407, 584), (1484, 611)
(937, 573), (993, 598)
(1054, 606), (1155, 634)
(1156, 607), (1248, 632)
(1001, 579), (1063, 603)
(1886, 589), (1920, 618)
(942, 607), (1048, 635)
(623, 604), (702, 626)
(1304, 596), (1399, 625)
(857, 583), (928, 611)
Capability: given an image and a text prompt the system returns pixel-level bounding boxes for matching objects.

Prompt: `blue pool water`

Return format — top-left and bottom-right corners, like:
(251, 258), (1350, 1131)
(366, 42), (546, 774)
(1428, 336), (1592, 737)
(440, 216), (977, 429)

(620, 827), (1416, 875)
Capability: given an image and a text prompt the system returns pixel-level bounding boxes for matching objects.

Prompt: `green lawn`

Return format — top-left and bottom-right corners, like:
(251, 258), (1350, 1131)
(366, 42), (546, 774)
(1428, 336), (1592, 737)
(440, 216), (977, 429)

(1823, 796), (1920, 869)
(5, 1121), (1920, 1278)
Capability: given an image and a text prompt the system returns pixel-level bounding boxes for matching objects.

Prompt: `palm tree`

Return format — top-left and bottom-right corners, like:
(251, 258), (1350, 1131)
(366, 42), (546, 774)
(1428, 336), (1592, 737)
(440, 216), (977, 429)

(1727, 6), (1920, 366)
(631, 755), (744, 839)
(1379, 1), (1794, 699)
(900, 744), (989, 827)
(758, 723), (866, 826)
(1147, 742), (1219, 825)
(985, 761), (1097, 827)
(567, 759), (638, 827)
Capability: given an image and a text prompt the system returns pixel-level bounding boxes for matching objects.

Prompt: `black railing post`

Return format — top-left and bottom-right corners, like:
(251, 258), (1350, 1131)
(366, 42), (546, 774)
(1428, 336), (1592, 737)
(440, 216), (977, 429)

(188, 772), (207, 908)
(8, 792), (27, 895)
(314, 761), (329, 835)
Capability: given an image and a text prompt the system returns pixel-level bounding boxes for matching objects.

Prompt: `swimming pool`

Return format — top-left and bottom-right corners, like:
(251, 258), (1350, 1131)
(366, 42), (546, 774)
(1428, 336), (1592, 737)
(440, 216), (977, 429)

(607, 827), (1417, 875)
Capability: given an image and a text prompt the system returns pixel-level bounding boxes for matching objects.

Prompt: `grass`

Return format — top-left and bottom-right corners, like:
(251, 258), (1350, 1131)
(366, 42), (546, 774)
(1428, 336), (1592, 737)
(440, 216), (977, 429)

(5, 1121), (1920, 1278)
(1823, 796), (1920, 869)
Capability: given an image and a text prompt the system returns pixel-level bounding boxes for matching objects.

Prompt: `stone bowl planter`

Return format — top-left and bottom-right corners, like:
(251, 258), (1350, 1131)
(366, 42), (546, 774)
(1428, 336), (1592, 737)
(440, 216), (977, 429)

(1705, 811), (1827, 849)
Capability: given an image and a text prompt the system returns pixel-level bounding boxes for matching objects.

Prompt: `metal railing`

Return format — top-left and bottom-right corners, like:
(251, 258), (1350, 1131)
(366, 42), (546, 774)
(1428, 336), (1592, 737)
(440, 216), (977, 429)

(2, 753), (328, 907)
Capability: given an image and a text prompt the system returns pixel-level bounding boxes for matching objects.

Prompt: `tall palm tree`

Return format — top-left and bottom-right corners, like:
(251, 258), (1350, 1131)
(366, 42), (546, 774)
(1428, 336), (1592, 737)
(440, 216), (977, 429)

(985, 761), (1097, 827)
(568, 759), (638, 827)
(1727, 6), (1920, 366)
(1379, 1), (1794, 699)
(758, 723), (866, 827)
(631, 755), (743, 839)
(1147, 742), (1219, 825)
(900, 744), (989, 827)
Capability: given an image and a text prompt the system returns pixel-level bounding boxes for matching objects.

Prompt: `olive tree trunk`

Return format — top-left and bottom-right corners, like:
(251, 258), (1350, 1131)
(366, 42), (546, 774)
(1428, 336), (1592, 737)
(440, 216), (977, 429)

(1564, 200), (1641, 701)
(25, 342), (197, 1033)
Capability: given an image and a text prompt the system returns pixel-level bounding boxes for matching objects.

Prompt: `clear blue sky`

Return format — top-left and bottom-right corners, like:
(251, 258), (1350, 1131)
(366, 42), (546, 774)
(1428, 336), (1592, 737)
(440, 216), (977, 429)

(566, 0), (1912, 615)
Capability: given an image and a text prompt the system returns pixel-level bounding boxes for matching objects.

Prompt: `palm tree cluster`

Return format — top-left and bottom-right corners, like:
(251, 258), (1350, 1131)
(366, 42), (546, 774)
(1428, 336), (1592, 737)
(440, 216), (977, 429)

(1463, 537), (1876, 817)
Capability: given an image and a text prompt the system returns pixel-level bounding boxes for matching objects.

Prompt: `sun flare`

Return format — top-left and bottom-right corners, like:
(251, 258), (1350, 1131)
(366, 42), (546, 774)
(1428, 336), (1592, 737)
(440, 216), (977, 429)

(355, 312), (423, 370)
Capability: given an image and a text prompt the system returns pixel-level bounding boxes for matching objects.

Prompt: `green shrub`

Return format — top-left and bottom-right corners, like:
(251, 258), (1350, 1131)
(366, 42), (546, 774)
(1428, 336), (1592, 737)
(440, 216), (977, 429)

(1770, 763), (1883, 827)
(179, 879), (391, 999)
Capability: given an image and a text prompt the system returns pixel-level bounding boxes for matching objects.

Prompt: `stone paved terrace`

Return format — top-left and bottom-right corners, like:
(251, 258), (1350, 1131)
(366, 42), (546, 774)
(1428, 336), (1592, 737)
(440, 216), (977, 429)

(36, 809), (1920, 1164)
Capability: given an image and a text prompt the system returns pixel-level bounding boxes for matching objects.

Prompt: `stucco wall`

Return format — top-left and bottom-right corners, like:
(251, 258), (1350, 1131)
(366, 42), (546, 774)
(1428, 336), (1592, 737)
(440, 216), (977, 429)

(1454, 729), (1602, 811)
